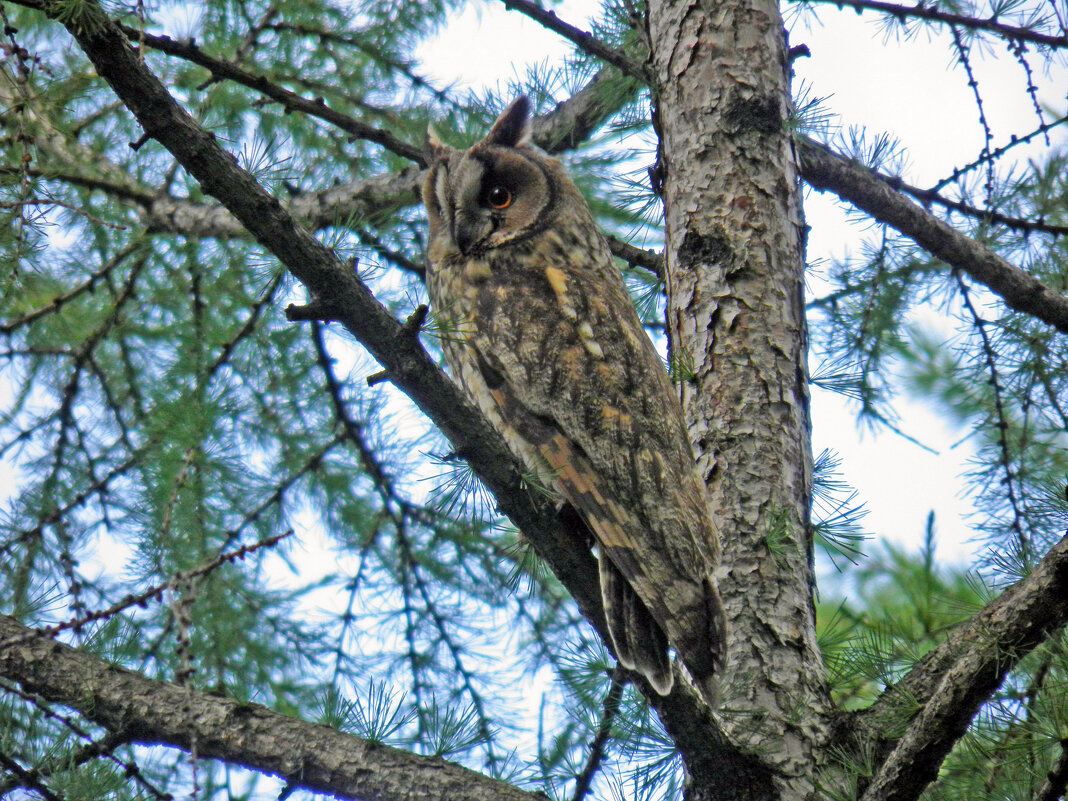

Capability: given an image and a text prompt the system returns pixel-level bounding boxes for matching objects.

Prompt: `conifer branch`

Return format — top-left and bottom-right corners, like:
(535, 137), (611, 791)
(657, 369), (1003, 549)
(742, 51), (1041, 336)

(805, 139), (1068, 237)
(116, 24), (428, 165)
(9, 63), (635, 245)
(0, 752), (64, 801)
(955, 272), (1030, 556)
(0, 531), (293, 652)
(262, 22), (462, 108)
(0, 614), (537, 801)
(1035, 738), (1068, 801)
(0, 239), (143, 334)
(797, 137), (1068, 336)
(930, 113), (1068, 192)
(497, 0), (649, 81)
(572, 668), (626, 801)
(852, 532), (1068, 801)
(800, 0), (1068, 49)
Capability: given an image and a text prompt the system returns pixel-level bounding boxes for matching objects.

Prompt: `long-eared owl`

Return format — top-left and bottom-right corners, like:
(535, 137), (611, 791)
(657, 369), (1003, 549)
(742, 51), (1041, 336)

(422, 97), (726, 699)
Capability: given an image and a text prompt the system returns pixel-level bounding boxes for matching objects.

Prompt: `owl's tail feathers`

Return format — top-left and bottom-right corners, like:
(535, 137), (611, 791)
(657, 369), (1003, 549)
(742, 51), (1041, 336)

(599, 555), (673, 695)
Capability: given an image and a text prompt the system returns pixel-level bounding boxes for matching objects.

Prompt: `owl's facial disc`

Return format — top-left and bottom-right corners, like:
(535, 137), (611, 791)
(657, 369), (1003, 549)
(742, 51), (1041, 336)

(442, 149), (553, 256)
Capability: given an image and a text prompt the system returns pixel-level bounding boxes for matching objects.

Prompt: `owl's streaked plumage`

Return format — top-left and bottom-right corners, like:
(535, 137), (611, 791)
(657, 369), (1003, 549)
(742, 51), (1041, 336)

(422, 97), (726, 698)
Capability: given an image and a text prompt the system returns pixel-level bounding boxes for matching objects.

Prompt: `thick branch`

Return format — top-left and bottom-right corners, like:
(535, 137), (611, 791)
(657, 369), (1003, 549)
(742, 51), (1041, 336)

(144, 167), (423, 239)
(797, 137), (1068, 336)
(853, 533), (1068, 801)
(0, 615), (533, 801)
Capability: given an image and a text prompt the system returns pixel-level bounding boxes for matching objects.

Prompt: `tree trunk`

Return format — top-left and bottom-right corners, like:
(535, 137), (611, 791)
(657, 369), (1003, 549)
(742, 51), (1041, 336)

(647, 1), (833, 797)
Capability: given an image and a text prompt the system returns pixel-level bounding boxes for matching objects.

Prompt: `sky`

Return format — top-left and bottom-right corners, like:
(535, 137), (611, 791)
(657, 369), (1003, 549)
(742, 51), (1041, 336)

(417, 0), (1067, 568)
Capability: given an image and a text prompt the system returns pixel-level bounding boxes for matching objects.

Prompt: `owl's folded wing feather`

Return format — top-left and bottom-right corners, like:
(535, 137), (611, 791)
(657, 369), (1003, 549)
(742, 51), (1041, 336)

(472, 260), (726, 691)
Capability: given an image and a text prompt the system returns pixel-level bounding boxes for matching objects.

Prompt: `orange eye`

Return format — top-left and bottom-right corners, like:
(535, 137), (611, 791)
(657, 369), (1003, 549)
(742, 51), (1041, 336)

(486, 185), (513, 210)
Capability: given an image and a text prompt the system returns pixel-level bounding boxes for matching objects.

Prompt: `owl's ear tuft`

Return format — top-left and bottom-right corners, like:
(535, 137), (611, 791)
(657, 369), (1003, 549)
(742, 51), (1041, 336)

(486, 96), (532, 148)
(424, 123), (452, 164)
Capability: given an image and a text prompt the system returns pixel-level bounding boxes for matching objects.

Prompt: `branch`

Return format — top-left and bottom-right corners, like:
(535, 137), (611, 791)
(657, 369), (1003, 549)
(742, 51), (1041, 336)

(1035, 738), (1068, 801)
(797, 137), (1068, 336)
(571, 668), (625, 801)
(852, 533), (1068, 801)
(606, 235), (663, 277)
(145, 166), (424, 239)
(119, 24), (427, 165)
(802, 0), (1068, 50)
(0, 615), (534, 801)
(530, 67), (642, 154)
(78, 67), (633, 241)
(498, 0), (648, 81)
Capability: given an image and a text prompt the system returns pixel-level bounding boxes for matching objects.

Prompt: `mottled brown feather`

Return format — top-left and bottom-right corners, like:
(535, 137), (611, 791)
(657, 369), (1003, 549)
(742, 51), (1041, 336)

(422, 98), (726, 699)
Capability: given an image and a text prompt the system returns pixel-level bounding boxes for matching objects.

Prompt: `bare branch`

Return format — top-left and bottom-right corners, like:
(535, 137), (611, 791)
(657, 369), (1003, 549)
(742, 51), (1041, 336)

(800, 0), (1068, 49)
(797, 137), (1068, 336)
(498, 0), (648, 81)
(853, 533), (1068, 801)
(0, 615), (536, 801)
(607, 234), (663, 277)
(119, 24), (427, 165)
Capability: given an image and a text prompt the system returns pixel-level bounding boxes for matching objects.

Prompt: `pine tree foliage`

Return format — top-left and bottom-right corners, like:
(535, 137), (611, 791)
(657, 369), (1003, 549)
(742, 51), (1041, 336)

(0, 0), (1066, 799)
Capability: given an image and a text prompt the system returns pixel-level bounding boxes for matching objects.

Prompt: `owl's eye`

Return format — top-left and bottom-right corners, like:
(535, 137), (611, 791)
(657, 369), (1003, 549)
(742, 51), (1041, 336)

(486, 185), (513, 210)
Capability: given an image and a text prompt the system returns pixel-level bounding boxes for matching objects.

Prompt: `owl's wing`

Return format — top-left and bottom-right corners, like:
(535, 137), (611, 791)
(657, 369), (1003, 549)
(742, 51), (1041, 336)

(471, 250), (725, 693)
(481, 370), (672, 691)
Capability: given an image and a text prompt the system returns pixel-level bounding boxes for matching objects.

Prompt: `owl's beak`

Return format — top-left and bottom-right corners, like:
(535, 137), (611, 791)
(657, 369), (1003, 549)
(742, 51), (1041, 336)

(454, 214), (491, 256)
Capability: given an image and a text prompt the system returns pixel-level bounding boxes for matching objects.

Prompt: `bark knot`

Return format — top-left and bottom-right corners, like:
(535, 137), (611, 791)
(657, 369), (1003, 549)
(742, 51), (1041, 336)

(678, 228), (734, 271)
(723, 90), (783, 136)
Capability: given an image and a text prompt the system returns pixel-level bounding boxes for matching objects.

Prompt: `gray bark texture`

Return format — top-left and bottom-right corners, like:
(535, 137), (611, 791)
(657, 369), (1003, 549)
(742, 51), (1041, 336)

(647, 0), (832, 797)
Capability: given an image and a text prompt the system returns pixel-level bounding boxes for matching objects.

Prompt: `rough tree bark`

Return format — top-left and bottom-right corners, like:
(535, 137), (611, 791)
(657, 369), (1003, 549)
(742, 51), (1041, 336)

(647, 0), (832, 798)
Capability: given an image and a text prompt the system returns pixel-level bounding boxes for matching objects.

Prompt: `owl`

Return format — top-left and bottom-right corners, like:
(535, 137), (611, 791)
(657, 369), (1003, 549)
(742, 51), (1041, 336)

(422, 97), (726, 699)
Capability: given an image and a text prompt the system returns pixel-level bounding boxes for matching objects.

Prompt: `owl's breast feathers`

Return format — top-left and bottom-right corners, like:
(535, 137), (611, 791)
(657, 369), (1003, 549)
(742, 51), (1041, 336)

(455, 231), (725, 694)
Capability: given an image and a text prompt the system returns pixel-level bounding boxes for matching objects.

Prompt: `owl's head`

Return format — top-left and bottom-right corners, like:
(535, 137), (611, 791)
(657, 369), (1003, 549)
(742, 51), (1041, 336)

(423, 97), (572, 259)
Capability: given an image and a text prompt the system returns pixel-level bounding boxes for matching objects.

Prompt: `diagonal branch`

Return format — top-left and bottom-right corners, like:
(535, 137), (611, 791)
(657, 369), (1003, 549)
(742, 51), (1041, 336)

(799, 0), (1068, 50)
(118, 24), (427, 165)
(851, 532), (1068, 801)
(797, 137), (1068, 336)
(498, 0), (648, 81)
(0, 614), (534, 801)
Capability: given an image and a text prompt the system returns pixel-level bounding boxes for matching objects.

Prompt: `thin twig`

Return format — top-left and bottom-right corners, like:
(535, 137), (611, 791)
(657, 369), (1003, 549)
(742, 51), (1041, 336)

(572, 667), (626, 801)
(0, 531), (293, 651)
(117, 24), (426, 165)
(498, 0), (648, 81)
(805, 0), (1068, 49)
